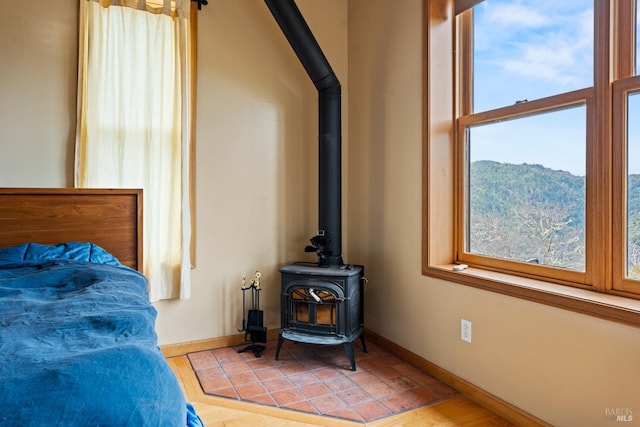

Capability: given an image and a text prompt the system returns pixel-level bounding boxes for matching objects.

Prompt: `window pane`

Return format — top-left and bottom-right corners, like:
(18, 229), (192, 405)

(466, 105), (586, 271)
(627, 92), (640, 278)
(636, 0), (639, 75)
(472, 0), (593, 113)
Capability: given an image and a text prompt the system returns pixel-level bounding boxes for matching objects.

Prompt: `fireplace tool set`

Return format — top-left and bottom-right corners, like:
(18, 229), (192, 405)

(237, 271), (267, 358)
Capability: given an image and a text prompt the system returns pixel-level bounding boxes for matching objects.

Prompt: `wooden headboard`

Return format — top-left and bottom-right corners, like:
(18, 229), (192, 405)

(0, 188), (142, 271)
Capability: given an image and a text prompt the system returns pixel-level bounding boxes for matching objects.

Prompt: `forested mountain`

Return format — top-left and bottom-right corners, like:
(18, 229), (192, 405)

(469, 160), (640, 276)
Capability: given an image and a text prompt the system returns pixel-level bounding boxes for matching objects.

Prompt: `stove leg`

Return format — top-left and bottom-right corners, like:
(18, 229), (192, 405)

(344, 341), (356, 371)
(359, 333), (367, 353)
(275, 333), (285, 360)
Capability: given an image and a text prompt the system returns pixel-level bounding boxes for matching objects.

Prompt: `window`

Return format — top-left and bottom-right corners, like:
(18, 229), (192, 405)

(424, 0), (640, 321)
(464, 105), (587, 273)
(627, 92), (640, 280)
(457, 0), (594, 287)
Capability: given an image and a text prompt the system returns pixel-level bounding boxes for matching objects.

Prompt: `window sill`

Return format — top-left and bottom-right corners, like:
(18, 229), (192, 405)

(425, 265), (640, 328)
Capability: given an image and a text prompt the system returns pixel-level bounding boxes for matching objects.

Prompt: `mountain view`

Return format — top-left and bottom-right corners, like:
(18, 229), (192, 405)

(468, 160), (640, 277)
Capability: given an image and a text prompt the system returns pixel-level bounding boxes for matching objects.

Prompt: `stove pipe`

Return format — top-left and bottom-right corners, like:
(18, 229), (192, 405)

(265, 0), (343, 267)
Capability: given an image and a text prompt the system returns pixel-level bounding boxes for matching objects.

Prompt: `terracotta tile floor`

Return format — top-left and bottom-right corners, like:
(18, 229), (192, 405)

(188, 338), (459, 423)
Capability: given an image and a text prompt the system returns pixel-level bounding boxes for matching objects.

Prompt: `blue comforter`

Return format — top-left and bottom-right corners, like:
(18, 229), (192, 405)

(0, 243), (202, 426)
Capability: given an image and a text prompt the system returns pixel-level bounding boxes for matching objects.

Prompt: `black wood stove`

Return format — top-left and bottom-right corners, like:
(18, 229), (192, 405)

(276, 263), (365, 371)
(265, 0), (366, 370)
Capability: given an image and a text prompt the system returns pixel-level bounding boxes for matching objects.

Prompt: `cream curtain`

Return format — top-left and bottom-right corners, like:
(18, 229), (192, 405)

(75, 0), (192, 301)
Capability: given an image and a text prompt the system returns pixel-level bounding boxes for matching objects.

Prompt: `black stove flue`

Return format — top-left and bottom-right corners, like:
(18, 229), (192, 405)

(265, 0), (342, 267)
(265, 0), (366, 370)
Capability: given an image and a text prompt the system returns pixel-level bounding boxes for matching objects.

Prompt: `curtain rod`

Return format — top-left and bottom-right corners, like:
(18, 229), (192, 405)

(191, 0), (207, 10)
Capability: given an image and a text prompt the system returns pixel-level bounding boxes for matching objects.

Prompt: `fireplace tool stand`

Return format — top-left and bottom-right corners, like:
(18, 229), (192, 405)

(237, 271), (267, 358)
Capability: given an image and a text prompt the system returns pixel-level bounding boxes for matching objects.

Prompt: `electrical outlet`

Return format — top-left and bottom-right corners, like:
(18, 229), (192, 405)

(461, 319), (472, 343)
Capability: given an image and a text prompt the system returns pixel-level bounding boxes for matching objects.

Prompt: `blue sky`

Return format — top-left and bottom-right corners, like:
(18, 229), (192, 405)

(469, 0), (640, 176)
(473, 0), (593, 112)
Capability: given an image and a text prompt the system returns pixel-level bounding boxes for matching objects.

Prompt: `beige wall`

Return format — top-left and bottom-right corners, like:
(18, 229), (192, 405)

(154, 0), (349, 345)
(348, 1), (640, 426)
(1, 1), (77, 187)
(0, 0), (347, 344)
(2, 1), (640, 426)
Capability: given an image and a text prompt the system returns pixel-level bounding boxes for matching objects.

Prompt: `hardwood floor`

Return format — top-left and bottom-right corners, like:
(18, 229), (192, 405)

(168, 355), (514, 426)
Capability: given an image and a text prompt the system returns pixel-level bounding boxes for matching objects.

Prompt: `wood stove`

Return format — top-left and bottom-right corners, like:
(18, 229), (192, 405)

(265, 0), (366, 370)
(275, 263), (365, 371)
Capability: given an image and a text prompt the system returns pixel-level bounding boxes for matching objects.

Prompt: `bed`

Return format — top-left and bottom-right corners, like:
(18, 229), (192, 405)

(0, 188), (202, 426)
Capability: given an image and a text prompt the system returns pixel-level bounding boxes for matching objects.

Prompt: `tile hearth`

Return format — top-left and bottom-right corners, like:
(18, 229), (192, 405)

(187, 339), (459, 423)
